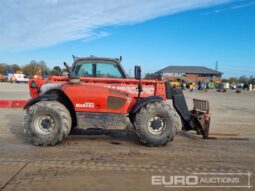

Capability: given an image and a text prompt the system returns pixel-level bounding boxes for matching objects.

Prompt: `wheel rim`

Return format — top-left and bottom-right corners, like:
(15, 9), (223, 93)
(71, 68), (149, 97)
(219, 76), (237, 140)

(34, 114), (55, 135)
(147, 116), (166, 135)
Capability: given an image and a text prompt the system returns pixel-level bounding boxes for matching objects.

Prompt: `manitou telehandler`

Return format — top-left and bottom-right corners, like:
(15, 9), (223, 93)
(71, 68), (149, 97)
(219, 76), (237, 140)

(24, 56), (210, 147)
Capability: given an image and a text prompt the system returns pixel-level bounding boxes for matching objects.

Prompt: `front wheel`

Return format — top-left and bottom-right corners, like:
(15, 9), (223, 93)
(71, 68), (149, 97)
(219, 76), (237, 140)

(133, 102), (177, 147)
(24, 101), (72, 146)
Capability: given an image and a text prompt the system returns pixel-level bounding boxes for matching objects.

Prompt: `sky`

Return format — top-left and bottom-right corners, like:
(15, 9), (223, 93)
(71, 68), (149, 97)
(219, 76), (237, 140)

(0, 0), (255, 77)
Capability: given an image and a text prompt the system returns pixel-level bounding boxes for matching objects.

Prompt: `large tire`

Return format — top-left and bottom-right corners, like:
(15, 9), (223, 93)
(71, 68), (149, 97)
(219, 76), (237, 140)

(133, 102), (178, 147)
(24, 101), (72, 146)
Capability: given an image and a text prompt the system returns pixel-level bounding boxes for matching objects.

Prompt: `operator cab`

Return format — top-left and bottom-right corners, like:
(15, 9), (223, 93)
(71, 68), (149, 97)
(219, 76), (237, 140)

(71, 56), (128, 79)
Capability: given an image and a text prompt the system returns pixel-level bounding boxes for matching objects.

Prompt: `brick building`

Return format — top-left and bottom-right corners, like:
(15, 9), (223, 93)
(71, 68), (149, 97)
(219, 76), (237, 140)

(155, 66), (222, 83)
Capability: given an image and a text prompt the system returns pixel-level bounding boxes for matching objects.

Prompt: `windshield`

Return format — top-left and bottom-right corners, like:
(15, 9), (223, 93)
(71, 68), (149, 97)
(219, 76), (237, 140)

(74, 61), (125, 78)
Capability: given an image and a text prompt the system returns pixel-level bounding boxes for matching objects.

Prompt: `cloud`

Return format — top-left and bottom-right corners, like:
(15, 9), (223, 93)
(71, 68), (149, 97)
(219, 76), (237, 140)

(231, 1), (255, 9)
(0, 0), (231, 50)
(204, 0), (255, 15)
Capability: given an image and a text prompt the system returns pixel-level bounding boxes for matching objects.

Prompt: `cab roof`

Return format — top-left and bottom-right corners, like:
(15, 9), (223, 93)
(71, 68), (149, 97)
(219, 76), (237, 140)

(71, 55), (128, 78)
(72, 55), (122, 64)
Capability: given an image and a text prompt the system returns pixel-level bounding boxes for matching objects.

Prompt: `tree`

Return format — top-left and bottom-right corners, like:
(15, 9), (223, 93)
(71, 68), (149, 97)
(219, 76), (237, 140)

(221, 79), (229, 83)
(38, 60), (50, 76)
(0, 63), (10, 73)
(0, 64), (4, 74)
(1, 61), (51, 76)
(238, 75), (249, 84)
(0, 63), (20, 74)
(228, 77), (238, 84)
(145, 73), (157, 79)
(12, 64), (21, 73)
(248, 75), (255, 84)
(22, 60), (38, 76)
(51, 66), (62, 76)
(22, 60), (50, 76)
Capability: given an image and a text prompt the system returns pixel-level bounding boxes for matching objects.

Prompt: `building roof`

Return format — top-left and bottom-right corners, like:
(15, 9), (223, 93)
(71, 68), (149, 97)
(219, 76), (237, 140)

(155, 66), (223, 75)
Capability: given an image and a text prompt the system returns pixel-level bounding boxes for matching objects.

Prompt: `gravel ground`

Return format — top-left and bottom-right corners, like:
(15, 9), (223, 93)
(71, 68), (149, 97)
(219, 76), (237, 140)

(0, 83), (29, 100)
(0, 82), (254, 191)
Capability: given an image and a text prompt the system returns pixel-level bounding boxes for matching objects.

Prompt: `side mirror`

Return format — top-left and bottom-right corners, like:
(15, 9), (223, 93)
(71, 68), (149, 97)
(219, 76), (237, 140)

(64, 62), (72, 74)
(63, 62), (80, 83)
(31, 80), (39, 90)
(134, 66), (141, 80)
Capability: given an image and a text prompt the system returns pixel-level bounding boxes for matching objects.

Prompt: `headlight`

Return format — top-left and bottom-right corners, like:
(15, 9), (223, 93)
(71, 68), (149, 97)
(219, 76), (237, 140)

(31, 81), (38, 89)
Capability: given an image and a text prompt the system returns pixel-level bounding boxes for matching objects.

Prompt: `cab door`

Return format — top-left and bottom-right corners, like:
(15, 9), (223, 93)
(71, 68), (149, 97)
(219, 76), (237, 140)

(64, 61), (130, 129)
(66, 61), (129, 113)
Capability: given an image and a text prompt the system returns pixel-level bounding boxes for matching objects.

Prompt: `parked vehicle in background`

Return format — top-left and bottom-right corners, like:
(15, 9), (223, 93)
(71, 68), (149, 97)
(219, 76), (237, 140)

(216, 82), (229, 92)
(230, 83), (237, 89)
(8, 73), (29, 83)
(0, 74), (8, 82)
(198, 81), (207, 90)
(169, 81), (180, 87)
(206, 82), (215, 89)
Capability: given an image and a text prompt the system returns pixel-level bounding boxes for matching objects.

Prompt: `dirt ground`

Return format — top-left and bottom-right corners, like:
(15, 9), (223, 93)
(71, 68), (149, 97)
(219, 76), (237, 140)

(0, 83), (254, 191)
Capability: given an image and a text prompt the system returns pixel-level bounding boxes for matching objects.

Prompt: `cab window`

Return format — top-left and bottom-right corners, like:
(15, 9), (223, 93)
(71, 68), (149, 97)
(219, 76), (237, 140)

(75, 63), (93, 77)
(74, 62), (125, 78)
(96, 63), (123, 78)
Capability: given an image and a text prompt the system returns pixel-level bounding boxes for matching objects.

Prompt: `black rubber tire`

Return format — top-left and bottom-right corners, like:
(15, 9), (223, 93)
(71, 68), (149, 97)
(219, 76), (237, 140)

(202, 122), (210, 139)
(24, 101), (72, 146)
(133, 102), (178, 147)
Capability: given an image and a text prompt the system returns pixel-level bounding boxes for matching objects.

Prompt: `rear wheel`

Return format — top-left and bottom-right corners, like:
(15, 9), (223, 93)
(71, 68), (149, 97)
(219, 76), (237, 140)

(24, 101), (72, 146)
(133, 102), (177, 146)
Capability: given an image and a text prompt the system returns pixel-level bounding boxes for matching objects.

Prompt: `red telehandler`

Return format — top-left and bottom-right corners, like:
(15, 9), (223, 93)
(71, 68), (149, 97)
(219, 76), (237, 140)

(23, 56), (210, 146)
